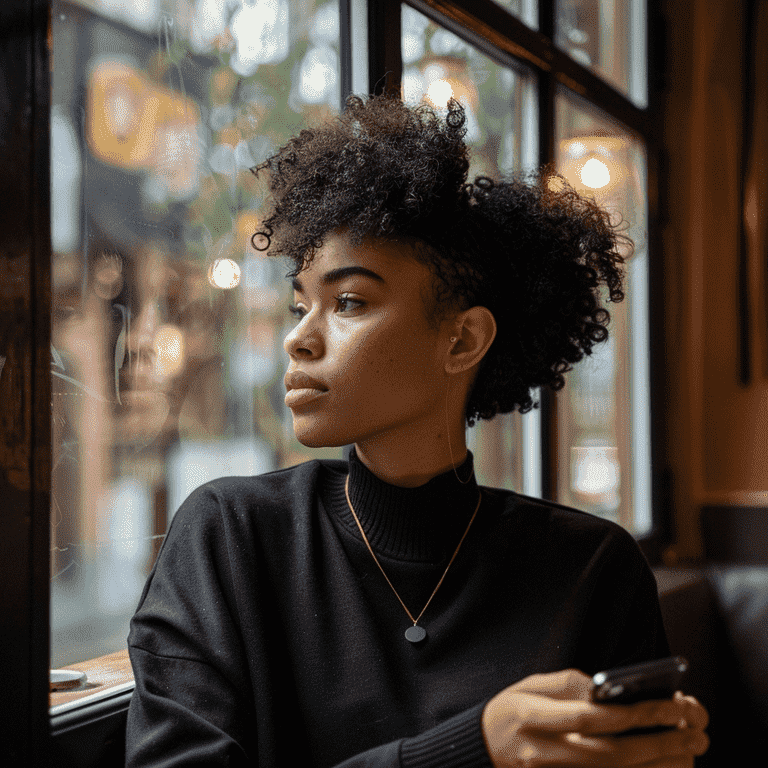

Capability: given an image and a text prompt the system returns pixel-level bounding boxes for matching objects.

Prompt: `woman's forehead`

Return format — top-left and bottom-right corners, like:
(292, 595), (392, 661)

(298, 232), (430, 286)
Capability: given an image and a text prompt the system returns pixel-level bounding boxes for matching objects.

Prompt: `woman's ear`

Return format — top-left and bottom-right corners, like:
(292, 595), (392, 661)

(445, 306), (497, 374)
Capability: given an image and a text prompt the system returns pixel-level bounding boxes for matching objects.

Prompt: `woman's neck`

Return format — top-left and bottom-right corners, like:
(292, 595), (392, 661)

(352, 370), (472, 487)
(354, 430), (468, 488)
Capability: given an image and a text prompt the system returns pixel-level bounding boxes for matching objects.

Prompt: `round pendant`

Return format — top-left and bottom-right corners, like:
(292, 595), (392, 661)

(405, 625), (427, 643)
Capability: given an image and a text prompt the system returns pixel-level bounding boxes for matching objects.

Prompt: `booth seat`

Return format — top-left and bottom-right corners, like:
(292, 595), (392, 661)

(656, 505), (768, 766)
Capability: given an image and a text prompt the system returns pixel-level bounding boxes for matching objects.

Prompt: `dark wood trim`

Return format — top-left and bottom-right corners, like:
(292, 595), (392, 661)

(406, 0), (553, 72)
(0, 0), (51, 763)
(701, 506), (768, 564)
(339, 0), (353, 107)
(31, 0), (53, 758)
(405, 0), (651, 137)
(644, 0), (671, 561)
(368, 0), (403, 96)
(538, 388), (556, 502)
(539, 0), (555, 40)
(536, 0), (557, 504)
(50, 687), (134, 768)
(738, 0), (757, 385)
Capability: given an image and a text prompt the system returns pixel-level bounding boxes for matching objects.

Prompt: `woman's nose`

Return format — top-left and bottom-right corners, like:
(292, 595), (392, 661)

(284, 316), (323, 359)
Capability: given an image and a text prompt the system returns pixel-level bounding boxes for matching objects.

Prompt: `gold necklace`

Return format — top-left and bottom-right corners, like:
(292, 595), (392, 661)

(344, 475), (482, 643)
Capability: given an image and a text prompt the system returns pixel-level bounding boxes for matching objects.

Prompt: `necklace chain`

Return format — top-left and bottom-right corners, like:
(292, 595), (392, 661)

(344, 475), (482, 628)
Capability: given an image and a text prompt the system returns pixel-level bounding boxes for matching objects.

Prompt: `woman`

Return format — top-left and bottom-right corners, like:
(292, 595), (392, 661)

(125, 95), (708, 767)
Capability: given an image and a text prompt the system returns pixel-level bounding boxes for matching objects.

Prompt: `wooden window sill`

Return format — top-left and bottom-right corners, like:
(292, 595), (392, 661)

(49, 649), (134, 716)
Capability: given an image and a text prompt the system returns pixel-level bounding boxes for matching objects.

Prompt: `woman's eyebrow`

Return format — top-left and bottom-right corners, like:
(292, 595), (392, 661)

(291, 266), (386, 293)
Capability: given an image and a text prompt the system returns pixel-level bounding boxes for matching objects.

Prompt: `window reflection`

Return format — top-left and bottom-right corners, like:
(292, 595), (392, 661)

(50, 0), (341, 669)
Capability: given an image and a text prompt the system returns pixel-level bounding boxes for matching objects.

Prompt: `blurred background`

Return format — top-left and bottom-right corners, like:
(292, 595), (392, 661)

(49, 0), (649, 669)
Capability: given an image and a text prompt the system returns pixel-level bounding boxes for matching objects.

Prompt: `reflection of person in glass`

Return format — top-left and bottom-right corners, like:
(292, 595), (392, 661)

(126, 96), (708, 767)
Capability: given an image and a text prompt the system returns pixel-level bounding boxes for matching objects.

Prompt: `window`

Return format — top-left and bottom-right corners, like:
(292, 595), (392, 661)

(554, 88), (651, 532)
(50, 0), (346, 672)
(401, 1), (652, 533)
(2, 0), (658, 760)
(556, 0), (647, 106)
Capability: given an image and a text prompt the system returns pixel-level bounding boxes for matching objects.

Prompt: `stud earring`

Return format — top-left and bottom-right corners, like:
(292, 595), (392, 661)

(450, 336), (457, 343)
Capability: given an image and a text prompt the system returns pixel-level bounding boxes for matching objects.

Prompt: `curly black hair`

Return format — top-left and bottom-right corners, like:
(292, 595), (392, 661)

(252, 94), (629, 425)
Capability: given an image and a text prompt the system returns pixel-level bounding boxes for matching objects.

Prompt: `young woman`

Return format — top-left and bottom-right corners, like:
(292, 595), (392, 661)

(125, 95), (708, 767)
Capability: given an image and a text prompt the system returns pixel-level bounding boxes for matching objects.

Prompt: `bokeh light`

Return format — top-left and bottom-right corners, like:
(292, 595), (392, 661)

(208, 257), (241, 289)
(579, 157), (611, 189)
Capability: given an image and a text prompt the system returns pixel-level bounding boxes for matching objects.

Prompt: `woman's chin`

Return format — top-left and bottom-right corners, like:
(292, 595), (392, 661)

(292, 423), (350, 449)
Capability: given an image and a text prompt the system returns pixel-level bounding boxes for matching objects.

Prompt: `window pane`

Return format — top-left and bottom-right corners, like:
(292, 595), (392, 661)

(491, 0), (539, 28)
(50, 0), (341, 671)
(556, 0), (647, 106)
(401, 5), (540, 496)
(554, 88), (651, 534)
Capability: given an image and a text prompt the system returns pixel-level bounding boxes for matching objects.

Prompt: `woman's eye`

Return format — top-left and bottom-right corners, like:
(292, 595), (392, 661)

(288, 304), (305, 320)
(335, 295), (363, 313)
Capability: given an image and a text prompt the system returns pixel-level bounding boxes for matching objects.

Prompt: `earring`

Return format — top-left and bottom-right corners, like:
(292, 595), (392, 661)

(450, 336), (457, 343)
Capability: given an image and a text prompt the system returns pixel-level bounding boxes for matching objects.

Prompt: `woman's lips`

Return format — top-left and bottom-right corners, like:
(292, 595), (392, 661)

(284, 370), (328, 408)
(284, 387), (327, 408)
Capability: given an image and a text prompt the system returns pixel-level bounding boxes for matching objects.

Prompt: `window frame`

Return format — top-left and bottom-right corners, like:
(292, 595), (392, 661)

(401, 0), (667, 558)
(0, 0), (665, 762)
(1, 0), (52, 762)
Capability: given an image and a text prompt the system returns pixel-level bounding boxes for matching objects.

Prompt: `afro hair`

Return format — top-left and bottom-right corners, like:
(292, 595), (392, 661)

(252, 94), (628, 425)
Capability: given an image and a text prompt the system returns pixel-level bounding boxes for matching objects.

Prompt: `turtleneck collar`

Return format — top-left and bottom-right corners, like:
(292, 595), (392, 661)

(321, 446), (481, 563)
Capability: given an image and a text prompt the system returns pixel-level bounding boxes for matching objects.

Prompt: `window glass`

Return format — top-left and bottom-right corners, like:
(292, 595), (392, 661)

(554, 88), (650, 534)
(401, 4), (541, 496)
(490, 0), (539, 28)
(50, 0), (341, 670)
(556, 0), (647, 107)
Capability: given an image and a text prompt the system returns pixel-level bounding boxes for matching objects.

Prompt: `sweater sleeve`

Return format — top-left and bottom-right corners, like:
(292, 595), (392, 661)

(574, 524), (670, 674)
(127, 646), (493, 768)
(125, 484), (259, 766)
(125, 482), (495, 768)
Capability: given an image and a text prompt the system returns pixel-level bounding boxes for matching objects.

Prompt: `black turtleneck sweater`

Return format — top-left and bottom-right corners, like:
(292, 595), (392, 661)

(125, 450), (669, 767)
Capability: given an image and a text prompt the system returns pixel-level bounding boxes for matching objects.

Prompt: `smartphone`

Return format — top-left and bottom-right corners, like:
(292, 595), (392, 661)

(591, 655), (689, 705)
(590, 656), (689, 736)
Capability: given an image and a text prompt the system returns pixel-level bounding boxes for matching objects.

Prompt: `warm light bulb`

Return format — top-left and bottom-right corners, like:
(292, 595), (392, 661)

(579, 157), (611, 189)
(425, 79), (454, 109)
(208, 258), (241, 289)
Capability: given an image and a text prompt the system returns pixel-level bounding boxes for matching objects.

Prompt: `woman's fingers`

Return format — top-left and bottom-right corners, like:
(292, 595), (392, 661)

(672, 692), (709, 731)
(491, 690), (700, 736)
(564, 726), (709, 762)
(483, 672), (709, 768)
(510, 668), (594, 701)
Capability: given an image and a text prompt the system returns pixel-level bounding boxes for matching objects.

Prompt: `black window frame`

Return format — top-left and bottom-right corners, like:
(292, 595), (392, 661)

(391, 0), (668, 561)
(1, 0), (665, 763)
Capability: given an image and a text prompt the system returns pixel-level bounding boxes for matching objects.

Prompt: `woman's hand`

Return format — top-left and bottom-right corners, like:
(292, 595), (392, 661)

(481, 669), (709, 767)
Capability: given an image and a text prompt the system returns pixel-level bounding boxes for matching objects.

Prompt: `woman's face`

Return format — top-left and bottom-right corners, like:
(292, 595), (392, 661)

(283, 231), (452, 450)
